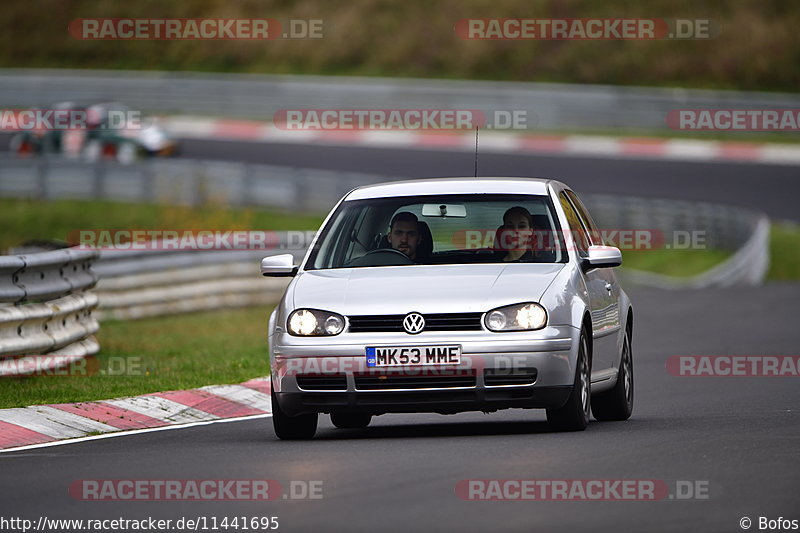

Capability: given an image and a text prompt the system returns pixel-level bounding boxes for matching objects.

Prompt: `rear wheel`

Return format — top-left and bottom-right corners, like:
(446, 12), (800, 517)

(82, 140), (102, 163)
(271, 387), (317, 440)
(116, 142), (138, 165)
(591, 327), (634, 421)
(546, 330), (590, 431)
(330, 413), (372, 429)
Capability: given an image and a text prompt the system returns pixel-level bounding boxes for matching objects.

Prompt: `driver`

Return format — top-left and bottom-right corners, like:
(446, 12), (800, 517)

(387, 211), (423, 261)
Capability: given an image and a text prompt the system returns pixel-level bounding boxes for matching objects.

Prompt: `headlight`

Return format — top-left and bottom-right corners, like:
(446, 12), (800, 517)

(287, 309), (345, 336)
(485, 303), (547, 332)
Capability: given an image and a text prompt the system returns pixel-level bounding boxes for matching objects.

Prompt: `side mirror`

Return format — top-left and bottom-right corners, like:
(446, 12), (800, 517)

(583, 245), (622, 271)
(261, 254), (298, 277)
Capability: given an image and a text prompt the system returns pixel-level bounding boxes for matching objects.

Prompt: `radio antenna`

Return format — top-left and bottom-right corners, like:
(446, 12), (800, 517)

(474, 126), (479, 177)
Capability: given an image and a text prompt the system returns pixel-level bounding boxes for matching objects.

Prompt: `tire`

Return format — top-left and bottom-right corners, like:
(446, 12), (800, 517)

(546, 329), (590, 431)
(82, 140), (102, 163)
(330, 413), (372, 429)
(271, 387), (317, 440)
(116, 142), (138, 165)
(591, 327), (634, 421)
(10, 135), (28, 155)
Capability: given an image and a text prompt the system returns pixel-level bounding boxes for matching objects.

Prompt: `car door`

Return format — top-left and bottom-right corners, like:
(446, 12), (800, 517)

(558, 191), (620, 380)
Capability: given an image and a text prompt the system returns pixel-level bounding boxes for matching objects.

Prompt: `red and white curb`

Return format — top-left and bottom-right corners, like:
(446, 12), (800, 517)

(163, 116), (800, 166)
(0, 378), (271, 452)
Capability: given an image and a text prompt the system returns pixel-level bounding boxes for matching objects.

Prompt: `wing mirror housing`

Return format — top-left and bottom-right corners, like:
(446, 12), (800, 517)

(261, 254), (298, 277)
(582, 245), (622, 271)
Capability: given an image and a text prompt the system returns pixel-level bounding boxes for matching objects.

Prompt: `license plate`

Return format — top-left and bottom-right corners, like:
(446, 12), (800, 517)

(366, 345), (462, 367)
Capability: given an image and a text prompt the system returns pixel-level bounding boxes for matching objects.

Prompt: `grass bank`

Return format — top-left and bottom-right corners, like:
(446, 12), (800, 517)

(0, 305), (272, 409)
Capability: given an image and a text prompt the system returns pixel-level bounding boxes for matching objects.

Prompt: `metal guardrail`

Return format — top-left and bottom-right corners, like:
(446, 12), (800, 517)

(0, 248), (97, 304)
(93, 248), (298, 320)
(2, 69), (799, 131)
(618, 216), (770, 289)
(581, 194), (762, 255)
(0, 155), (373, 212)
(0, 248), (100, 376)
(584, 195), (770, 288)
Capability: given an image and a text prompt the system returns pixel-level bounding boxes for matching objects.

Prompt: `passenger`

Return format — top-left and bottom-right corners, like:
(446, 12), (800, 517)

(497, 206), (534, 262)
(387, 211), (424, 261)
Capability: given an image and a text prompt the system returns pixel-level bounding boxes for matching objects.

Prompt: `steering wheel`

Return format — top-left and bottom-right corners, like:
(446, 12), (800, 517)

(364, 248), (409, 258)
(346, 248), (414, 267)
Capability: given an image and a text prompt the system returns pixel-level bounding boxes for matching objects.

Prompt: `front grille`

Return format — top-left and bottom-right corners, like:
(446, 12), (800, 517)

(296, 374), (347, 391)
(354, 370), (476, 390)
(348, 312), (484, 333)
(484, 368), (538, 386)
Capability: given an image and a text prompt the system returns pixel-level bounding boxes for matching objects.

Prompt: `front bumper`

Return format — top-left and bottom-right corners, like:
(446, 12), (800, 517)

(271, 325), (580, 416)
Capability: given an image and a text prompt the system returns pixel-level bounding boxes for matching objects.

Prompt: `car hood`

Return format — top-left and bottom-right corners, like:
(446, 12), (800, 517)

(291, 264), (564, 315)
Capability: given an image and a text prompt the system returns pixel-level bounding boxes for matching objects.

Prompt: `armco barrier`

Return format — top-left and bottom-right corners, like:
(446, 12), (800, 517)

(1, 68), (798, 131)
(93, 247), (300, 320)
(0, 248), (100, 376)
(0, 156), (373, 212)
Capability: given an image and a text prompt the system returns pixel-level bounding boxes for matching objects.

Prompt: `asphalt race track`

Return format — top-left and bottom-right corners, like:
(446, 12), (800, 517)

(1, 283), (798, 532)
(175, 139), (800, 222)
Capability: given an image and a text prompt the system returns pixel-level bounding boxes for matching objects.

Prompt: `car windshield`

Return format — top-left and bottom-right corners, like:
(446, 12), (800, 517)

(307, 193), (568, 269)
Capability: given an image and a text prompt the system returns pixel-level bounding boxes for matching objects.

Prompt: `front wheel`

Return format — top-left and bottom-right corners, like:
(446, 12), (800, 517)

(591, 328), (634, 421)
(10, 135), (34, 156)
(271, 387), (317, 440)
(546, 330), (590, 431)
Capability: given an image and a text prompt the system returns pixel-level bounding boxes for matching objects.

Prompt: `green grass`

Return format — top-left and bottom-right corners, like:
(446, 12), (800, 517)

(768, 222), (800, 280)
(620, 249), (732, 278)
(0, 198), (325, 252)
(621, 222), (800, 279)
(0, 305), (274, 409)
(0, 0), (798, 93)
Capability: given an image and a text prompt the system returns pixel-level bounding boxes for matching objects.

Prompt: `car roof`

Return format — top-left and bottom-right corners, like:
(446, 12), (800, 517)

(345, 177), (564, 201)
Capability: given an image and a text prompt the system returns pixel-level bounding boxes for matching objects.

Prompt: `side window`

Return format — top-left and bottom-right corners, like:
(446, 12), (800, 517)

(342, 208), (371, 262)
(565, 190), (603, 245)
(558, 192), (590, 256)
(312, 207), (358, 269)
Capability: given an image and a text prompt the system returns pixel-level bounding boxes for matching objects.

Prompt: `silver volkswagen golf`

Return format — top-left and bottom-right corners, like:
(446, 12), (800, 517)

(262, 177), (634, 439)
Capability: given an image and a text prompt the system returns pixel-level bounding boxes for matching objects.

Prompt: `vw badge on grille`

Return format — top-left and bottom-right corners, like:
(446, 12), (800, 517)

(402, 312), (425, 334)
